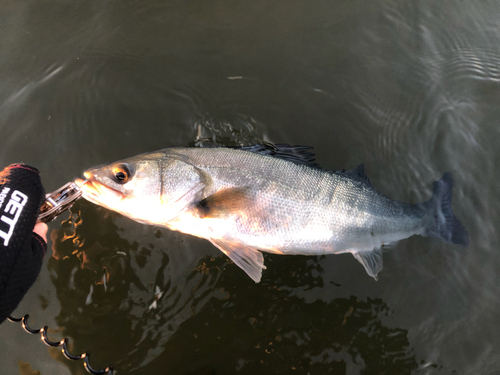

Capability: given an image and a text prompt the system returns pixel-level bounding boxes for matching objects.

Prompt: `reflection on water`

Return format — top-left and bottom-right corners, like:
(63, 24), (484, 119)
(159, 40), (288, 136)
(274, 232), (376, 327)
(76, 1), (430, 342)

(48, 201), (426, 374)
(142, 276), (419, 374)
(49, 200), (226, 371)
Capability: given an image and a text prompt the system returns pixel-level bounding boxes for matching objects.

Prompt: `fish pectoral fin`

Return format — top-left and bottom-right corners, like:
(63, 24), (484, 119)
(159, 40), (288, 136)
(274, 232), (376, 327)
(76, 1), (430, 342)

(209, 238), (265, 283)
(352, 248), (383, 280)
(196, 188), (251, 218)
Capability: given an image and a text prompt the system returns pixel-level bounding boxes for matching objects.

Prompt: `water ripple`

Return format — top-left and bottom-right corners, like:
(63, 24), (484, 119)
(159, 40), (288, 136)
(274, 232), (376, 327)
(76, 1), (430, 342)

(48, 201), (226, 370)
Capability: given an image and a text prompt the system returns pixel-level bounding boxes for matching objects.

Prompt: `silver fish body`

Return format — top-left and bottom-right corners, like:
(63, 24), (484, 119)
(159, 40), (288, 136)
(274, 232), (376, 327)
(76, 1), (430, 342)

(81, 145), (469, 282)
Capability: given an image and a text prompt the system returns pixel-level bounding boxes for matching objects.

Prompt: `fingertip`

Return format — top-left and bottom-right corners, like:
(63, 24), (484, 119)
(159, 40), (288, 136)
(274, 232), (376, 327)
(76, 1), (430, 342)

(34, 222), (48, 243)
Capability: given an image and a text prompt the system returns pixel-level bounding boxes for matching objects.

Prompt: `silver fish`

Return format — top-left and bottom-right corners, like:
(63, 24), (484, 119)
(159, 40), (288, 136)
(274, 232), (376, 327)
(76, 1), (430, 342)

(79, 144), (469, 282)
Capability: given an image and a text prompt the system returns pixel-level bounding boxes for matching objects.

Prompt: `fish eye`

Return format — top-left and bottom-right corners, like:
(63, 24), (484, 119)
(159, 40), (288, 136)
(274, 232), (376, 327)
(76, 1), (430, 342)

(112, 164), (132, 184)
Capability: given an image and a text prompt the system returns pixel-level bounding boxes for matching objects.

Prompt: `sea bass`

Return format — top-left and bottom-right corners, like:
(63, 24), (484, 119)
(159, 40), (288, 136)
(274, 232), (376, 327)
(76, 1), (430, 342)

(79, 144), (469, 282)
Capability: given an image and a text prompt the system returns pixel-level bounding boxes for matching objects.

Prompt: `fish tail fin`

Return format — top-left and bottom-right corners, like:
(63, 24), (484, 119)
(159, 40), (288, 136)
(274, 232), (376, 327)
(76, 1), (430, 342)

(423, 173), (469, 246)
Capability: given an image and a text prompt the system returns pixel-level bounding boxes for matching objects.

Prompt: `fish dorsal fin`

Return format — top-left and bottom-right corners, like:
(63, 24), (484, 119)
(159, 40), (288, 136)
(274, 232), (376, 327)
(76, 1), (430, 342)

(209, 238), (266, 283)
(233, 143), (319, 168)
(352, 248), (383, 280)
(335, 164), (372, 186)
(196, 188), (251, 218)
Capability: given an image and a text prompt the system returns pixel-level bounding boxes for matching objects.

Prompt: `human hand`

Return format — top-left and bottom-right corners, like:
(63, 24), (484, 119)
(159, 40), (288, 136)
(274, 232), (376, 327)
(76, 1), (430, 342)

(33, 222), (48, 243)
(0, 164), (47, 323)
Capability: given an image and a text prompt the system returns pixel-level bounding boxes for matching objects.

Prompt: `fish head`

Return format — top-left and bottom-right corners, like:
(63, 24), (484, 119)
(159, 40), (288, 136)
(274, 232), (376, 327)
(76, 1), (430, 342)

(80, 151), (207, 225)
(81, 153), (165, 223)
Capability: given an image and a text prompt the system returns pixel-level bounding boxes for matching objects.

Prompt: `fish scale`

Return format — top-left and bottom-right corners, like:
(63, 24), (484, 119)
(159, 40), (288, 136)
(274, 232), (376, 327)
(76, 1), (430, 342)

(80, 144), (469, 282)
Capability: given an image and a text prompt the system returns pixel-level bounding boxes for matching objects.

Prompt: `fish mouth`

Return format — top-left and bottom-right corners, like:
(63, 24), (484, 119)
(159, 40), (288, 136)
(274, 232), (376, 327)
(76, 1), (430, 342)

(77, 175), (124, 206)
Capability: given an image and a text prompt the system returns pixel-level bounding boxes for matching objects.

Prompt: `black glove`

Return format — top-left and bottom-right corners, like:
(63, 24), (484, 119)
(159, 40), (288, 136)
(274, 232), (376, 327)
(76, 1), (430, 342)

(0, 164), (46, 323)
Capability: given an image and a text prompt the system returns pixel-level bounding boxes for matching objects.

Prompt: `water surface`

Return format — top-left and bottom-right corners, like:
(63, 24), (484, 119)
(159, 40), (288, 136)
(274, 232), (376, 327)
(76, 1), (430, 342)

(0, 0), (498, 374)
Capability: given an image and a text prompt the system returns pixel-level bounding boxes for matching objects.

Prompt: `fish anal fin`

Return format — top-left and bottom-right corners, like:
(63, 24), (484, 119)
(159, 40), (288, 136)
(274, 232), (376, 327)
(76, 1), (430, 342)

(352, 248), (383, 280)
(209, 238), (265, 283)
(196, 188), (251, 218)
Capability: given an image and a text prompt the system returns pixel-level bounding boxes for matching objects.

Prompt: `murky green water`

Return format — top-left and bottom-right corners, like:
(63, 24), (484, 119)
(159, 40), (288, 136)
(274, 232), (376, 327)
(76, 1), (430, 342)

(1, 0), (499, 374)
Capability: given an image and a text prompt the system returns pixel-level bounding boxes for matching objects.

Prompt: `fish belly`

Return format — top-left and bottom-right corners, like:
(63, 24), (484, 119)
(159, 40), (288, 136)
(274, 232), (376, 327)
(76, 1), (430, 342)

(170, 180), (425, 256)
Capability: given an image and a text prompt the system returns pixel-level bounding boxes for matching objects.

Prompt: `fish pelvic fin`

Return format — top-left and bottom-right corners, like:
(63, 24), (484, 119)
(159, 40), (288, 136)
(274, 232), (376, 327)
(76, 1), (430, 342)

(352, 248), (383, 280)
(209, 238), (265, 283)
(423, 173), (469, 247)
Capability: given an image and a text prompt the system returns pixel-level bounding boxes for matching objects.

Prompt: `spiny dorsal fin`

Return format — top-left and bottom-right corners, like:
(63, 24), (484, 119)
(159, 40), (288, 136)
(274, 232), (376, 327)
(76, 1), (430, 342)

(196, 188), (251, 218)
(233, 143), (319, 168)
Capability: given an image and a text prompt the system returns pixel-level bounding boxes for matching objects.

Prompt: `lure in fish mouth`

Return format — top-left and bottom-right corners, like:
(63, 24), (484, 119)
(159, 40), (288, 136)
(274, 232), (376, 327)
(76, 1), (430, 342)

(78, 144), (469, 282)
